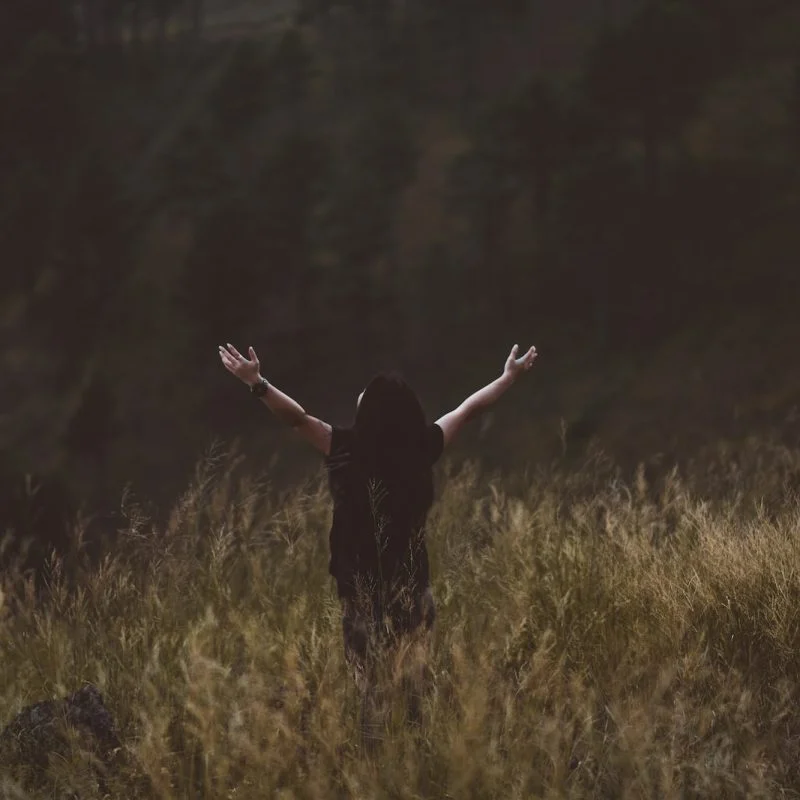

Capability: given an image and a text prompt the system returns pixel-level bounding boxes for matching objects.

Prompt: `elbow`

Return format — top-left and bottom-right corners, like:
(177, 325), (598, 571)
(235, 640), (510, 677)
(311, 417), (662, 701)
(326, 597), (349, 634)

(288, 411), (308, 429)
(276, 409), (307, 428)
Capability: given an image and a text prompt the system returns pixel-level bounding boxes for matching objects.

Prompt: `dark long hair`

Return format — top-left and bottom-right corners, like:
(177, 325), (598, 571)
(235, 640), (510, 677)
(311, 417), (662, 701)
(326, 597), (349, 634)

(352, 372), (434, 528)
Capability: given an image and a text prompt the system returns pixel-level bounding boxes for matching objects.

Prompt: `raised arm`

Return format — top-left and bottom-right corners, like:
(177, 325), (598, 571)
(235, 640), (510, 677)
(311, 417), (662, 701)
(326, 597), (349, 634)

(436, 344), (537, 448)
(218, 343), (332, 456)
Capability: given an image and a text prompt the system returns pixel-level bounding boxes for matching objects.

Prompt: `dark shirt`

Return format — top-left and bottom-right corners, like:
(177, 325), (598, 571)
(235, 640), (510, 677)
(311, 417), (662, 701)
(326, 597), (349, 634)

(324, 423), (444, 599)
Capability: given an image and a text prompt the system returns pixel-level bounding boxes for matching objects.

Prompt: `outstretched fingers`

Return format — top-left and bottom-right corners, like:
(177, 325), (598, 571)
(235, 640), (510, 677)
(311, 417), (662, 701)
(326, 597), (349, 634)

(218, 347), (236, 371)
(509, 343), (537, 371)
(226, 342), (245, 360)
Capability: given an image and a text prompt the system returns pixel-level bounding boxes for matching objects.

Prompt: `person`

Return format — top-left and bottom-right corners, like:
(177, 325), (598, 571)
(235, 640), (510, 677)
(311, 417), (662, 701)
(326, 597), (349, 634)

(218, 341), (538, 741)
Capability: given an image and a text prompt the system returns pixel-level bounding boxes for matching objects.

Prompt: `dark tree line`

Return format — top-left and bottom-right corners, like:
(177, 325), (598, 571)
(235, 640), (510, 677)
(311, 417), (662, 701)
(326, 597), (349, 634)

(2, 0), (799, 578)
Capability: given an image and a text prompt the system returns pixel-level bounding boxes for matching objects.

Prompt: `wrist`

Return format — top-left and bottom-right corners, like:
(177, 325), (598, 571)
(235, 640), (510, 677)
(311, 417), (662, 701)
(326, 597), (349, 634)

(246, 373), (263, 388)
(250, 375), (270, 400)
(249, 376), (270, 398)
(500, 371), (516, 387)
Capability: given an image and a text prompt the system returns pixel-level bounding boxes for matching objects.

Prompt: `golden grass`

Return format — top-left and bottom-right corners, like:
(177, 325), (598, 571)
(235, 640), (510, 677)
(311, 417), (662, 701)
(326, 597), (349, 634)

(3, 441), (800, 798)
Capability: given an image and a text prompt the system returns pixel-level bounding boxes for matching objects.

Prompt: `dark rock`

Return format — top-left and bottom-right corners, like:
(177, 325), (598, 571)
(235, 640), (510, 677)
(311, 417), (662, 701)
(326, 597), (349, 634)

(0, 683), (122, 792)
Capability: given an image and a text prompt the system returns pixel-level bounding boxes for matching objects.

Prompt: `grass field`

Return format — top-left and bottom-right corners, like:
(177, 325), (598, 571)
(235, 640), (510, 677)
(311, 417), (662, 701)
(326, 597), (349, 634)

(2, 439), (800, 798)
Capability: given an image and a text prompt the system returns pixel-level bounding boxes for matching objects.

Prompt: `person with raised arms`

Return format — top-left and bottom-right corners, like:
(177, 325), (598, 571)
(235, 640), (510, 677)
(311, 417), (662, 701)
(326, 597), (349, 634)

(218, 341), (538, 742)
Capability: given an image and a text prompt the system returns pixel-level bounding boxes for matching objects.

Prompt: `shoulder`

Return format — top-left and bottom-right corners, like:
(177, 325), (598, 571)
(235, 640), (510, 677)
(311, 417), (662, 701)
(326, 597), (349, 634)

(325, 426), (356, 463)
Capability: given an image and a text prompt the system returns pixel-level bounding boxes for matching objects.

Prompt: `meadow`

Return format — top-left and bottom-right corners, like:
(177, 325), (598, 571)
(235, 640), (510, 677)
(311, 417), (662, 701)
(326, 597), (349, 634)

(3, 437), (800, 799)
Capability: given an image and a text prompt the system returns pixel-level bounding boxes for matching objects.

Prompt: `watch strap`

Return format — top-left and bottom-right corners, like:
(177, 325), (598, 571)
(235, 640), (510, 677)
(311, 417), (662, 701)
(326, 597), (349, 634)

(250, 377), (270, 398)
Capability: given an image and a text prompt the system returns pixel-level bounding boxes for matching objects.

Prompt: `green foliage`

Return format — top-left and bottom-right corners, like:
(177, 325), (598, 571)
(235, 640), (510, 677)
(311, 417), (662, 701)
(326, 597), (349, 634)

(584, 0), (718, 187)
(450, 75), (586, 237)
(792, 58), (800, 159)
(209, 40), (273, 135)
(177, 127), (329, 341)
(179, 198), (274, 335)
(0, 0), (76, 67)
(270, 26), (314, 106)
(254, 129), (329, 270)
(585, 1), (716, 134)
(2, 0), (800, 523)
(0, 32), (85, 222)
(314, 101), (417, 270)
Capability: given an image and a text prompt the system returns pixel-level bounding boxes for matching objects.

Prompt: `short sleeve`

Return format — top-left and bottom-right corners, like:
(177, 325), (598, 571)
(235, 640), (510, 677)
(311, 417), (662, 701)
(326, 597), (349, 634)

(427, 423), (445, 466)
(325, 426), (355, 468)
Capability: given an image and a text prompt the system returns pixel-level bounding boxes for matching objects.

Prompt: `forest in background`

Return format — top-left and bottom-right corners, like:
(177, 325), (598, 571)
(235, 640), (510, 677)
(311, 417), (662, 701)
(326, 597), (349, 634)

(2, 0), (800, 564)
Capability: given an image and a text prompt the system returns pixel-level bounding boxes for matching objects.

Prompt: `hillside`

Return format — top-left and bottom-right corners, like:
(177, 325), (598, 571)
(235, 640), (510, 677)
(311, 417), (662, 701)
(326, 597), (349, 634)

(0, 0), (798, 539)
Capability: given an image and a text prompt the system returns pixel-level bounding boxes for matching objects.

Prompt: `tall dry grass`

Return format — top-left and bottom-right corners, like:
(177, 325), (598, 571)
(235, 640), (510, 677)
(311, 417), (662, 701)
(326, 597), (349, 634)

(3, 438), (800, 798)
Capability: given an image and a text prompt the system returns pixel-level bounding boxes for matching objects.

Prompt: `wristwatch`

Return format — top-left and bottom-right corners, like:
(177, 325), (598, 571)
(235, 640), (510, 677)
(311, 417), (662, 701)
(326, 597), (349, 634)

(250, 376), (270, 398)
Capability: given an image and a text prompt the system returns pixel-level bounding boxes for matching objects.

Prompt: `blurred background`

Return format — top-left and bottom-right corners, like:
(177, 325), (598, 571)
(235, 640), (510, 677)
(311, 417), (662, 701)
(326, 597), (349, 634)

(1, 0), (799, 563)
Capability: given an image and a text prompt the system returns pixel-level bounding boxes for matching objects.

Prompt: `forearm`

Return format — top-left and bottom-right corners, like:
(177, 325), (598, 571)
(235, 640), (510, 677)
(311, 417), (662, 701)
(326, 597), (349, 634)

(459, 372), (516, 421)
(250, 376), (307, 428)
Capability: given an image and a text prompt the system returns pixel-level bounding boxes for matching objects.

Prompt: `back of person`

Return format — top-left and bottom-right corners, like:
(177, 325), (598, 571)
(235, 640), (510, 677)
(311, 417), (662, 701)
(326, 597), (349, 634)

(326, 416), (443, 598)
(324, 373), (445, 639)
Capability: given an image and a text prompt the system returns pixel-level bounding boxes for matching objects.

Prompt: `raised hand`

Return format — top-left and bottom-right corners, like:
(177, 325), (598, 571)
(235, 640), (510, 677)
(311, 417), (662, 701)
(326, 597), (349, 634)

(218, 343), (261, 386)
(503, 344), (537, 380)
